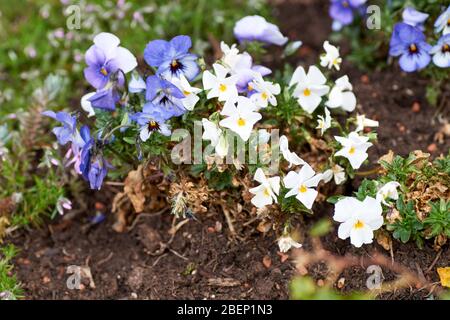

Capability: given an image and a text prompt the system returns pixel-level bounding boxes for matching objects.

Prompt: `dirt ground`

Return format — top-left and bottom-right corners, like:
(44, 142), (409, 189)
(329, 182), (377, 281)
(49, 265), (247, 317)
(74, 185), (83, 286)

(7, 0), (450, 300)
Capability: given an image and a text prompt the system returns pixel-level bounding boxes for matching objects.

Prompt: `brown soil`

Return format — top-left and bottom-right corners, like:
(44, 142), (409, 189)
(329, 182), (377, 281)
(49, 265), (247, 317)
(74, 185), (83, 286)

(6, 0), (450, 300)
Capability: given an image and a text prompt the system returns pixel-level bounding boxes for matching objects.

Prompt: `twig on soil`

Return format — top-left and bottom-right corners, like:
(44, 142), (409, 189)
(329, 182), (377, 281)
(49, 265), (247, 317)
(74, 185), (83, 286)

(146, 217), (189, 258)
(105, 181), (125, 186)
(152, 253), (167, 267)
(127, 207), (170, 232)
(425, 249), (442, 274)
(220, 202), (244, 241)
(96, 251), (114, 267)
(168, 248), (188, 261)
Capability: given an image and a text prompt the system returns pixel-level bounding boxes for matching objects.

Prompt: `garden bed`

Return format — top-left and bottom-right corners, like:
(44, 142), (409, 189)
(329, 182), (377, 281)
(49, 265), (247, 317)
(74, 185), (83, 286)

(7, 0), (450, 300)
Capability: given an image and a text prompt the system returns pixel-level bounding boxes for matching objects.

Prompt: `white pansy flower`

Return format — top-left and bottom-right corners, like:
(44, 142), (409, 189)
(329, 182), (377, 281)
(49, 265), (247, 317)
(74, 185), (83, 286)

(335, 132), (372, 169)
(326, 75), (356, 112)
(290, 66), (330, 114)
(333, 196), (384, 248)
(283, 163), (323, 210)
(376, 181), (401, 205)
(316, 108), (332, 135)
(249, 74), (281, 109)
(322, 164), (346, 185)
(202, 119), (228, 157)
(434, 6), (450, 35)
(278, 235), (302, 253)
(219, 96), (262, 141)
(171, 75), (202, 111)
(320, 41), (342, 70)
(355, 114), (379, 132)
(249, 168), (280, 208)
(80, 92), (96, 117)
(202, 63), (238, 103)
(280, 135), (306, 168)
(128, 74), (146, 93)
(430, 35), (450, 68)
(220, 42), (251, 72)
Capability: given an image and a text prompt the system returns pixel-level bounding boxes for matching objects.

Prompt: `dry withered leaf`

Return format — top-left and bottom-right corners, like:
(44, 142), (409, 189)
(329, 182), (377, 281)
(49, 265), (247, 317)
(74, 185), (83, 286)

(378, 150), (395, 165)
(169, 174), (209, 216)
(433, 234), (448, 251)
(386, 207), (402, 224)
(375, 229), (392, 251)
(434, 122), (450, 144)
(257, 220), (272, 233)
(124, 166), (147, 213)
(437, 267), (450, 288)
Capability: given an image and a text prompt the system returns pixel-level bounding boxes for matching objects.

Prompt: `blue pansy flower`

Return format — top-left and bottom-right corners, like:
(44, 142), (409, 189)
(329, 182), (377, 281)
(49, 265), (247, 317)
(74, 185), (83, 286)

(389, 23), (431, 72)
(402, 7), (429, 30)
(79, 126), (112, 190)
(84, 32), (137, 90)
(145, 75), (186, 119)
(434, 5), (450, 35)
(144, 35), (199, 81)
(131, 103), (171, 142)
(430, 34), (450, 68)
(87, 85), (121, 111)
(42, 111), (79, 145)
(329, 0), (367, 31)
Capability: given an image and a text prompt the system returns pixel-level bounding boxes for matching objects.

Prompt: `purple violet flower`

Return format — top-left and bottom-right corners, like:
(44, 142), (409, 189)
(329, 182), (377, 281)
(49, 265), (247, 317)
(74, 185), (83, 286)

(131, 103), (171, 142)
(402, 7), (429, 30)
(233, 15), (288, 46)
(78, 126), (112, 190)
(87, 85), (121, 111)
(329, 0), (367, 31)
(84, 32), (137, 90)
(145, 75), (186, 120)
(42, 111), (79, 145)
(144, 35), (199, 81)
(389, 23), (432, 72)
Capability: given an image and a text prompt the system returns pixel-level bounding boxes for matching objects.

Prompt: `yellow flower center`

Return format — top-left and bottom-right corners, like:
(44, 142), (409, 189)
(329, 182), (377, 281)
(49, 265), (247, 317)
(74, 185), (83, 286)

(342, 1), (349, 8)
(354, 220), (364, 229)
(263, 188), (270, 197)
(171, 60), (178, 68)
(299, 185), (307, 193)
(303, 88), (311, 97)
(409, 43), (417, 53)
(443, 44), (450, 53)
(261, 92), (268, 100)
(247, 84), (253, 91)
(100, 67), (108, 76)
(219, 84), (227, 92)
(348, 146), (356, 155)
(447, 18), (450, 26)
(183, 90), (190, 96)
(237, 118), (246, 127)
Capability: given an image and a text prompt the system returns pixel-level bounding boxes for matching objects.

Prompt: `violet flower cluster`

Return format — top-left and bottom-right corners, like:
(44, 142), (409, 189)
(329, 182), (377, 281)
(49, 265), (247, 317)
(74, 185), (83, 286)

(389, 5), (450, 72)
(329, 0), (367, 31)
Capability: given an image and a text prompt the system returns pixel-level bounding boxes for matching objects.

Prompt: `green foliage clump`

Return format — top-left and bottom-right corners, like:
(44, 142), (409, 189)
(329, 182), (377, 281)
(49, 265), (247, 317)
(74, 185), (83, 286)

(0, 244), (23, 300)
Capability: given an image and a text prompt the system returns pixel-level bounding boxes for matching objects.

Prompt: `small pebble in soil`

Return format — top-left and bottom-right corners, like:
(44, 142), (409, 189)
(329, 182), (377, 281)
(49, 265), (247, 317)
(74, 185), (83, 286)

(42, 276), (51, 284)
(360, 75), (369, 84)
(337, 277), (346, 289)
(412, 102), (421, 113)
(262, 255), (272, 269)
(131, 292), (138, 299)
(427, 143), (437, 153)
(317, 279), (325, 287)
